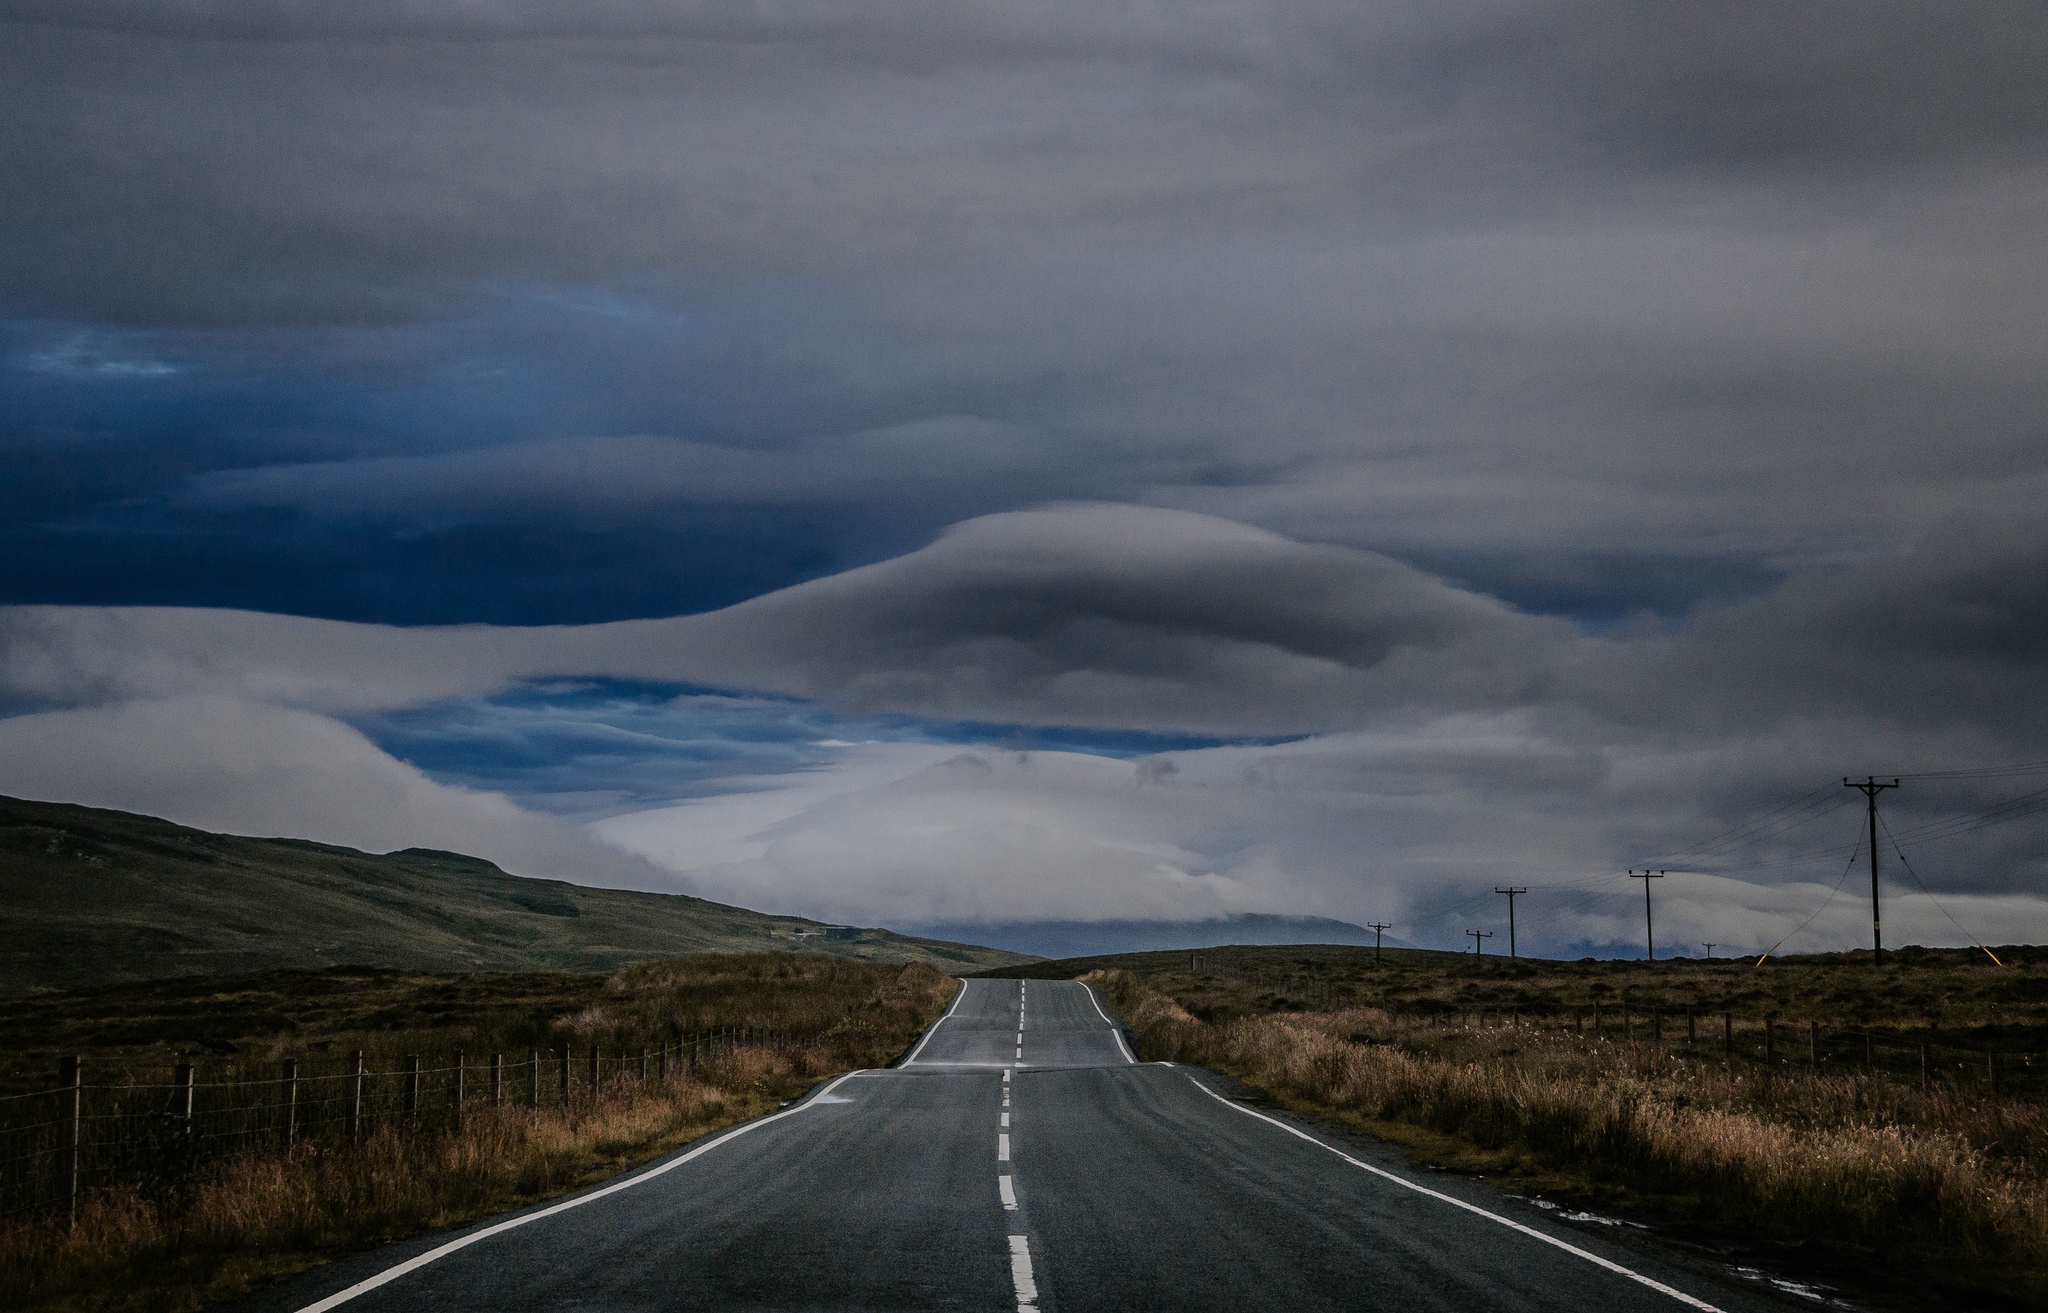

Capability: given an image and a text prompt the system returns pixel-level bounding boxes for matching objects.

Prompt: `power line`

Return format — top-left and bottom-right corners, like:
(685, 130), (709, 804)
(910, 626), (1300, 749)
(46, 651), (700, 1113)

(1876, 812), (2005, 966)
(1756, 825), (1864, 964)
(1893, 759), (2048, 781)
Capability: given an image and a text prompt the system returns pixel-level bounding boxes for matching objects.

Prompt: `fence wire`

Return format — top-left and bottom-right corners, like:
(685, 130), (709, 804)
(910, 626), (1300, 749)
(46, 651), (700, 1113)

(1, 1025), (802, 1223)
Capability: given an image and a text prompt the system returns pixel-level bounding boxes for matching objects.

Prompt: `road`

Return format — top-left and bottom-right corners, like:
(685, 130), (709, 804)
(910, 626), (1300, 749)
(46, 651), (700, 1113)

(240, 979), (1813, 1313)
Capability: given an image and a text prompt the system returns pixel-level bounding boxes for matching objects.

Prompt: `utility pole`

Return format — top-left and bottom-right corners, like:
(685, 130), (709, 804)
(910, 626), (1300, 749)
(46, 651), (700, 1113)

(1495, 887), (1528, 957)
(1844, 776), (1900, 965)
(1628, 870), (1665, 961)
(1367, 922), (1391, 964)
(1468, 929), (1492, 956)
(1702, 943), (1715, 961)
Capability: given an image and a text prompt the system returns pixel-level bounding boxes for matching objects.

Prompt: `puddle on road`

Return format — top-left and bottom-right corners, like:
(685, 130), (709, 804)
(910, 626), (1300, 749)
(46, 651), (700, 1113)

(1730, 1266), (1860, 1308)
(1517, 1197), (1644, 1229)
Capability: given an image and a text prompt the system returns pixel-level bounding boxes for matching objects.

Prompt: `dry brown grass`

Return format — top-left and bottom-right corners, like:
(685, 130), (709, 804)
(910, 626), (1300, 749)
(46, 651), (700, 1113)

(1096, 969), (2048, 1307)
(0, 958), (957, 1313)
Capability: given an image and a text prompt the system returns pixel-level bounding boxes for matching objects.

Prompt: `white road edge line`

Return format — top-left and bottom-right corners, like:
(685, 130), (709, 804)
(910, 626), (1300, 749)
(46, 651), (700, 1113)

(1184, 1077), (1724, 1313)
(288, 1068), (870, 1313)
(1080, 983), (1138, 1065)
(1008, 1233), (1039, 1312)
(901, 977), (973, 1066)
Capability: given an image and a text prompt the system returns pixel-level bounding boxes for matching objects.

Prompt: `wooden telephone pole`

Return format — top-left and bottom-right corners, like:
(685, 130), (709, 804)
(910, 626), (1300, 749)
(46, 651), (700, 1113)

(1629, 870), (1665, 960)
(1495, 887), (1527, 957)
(1367, 922), (1391, 963)
(1844, 777), (1899, 964)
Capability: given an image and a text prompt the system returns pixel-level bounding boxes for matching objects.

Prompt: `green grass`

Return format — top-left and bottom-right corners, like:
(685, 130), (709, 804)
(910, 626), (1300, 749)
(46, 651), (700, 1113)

(0, 794), (1030, 996)
(0, 954), (960, 1313)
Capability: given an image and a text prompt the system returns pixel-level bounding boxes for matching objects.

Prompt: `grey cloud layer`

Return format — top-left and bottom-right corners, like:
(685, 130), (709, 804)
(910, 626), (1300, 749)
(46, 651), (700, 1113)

(7, 503), (2045, 747)
(0, 506), (1567, 733)
(8, 1), (2046, 596)
(5, 504), (2045, 941)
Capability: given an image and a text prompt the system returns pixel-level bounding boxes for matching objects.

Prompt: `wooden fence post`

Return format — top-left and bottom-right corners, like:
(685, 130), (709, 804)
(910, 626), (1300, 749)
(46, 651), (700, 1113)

(528, 1048), (540, 1109)
(1723, 1012), (1733, 1058)
(403, 1055), (420, 1120)
(1809, 1022), (1819, 1072)
(1920, 1044), (1929, 1096)
(491, 1053), (503, 1108)
(454, 1051), (466, 1128)
(639, 1047), (649, 1083)
(588, 1046), (600, 1094)
(281, 1058), (299, 1151)
(1592, 1000), (1601, 1033)
(557, 1047), (570, 1103)
(1686, 1009), (1695, 1046)
(349, 1050), (365, 1141)
(658, 1042), (668, 1082)
(58, 1056), (80, 1230)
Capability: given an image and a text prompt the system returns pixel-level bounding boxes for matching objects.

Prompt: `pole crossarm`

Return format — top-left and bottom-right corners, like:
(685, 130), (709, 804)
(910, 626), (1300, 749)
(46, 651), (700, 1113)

(1467, 929), (1493, 956)
(1366, 922), (1391, 964)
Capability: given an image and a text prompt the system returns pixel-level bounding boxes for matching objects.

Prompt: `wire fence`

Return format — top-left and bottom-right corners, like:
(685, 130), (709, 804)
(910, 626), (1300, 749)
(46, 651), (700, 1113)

(1, 1025), (800, 1227)
(1178, 954), (2045, 1098)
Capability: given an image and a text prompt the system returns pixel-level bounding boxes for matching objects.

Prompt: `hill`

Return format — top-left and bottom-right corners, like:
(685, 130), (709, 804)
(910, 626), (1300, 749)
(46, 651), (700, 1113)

(0, 794), (1029, 994)
(894, 913), (1387, 959)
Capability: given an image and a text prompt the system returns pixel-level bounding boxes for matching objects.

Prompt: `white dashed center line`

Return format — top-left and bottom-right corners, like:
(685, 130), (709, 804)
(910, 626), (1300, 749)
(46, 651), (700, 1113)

(1009, 1234), (1039, 1312)
(1001, 1111), (1010, 1128)
(998, 1133), (1010, 1161)
(999, 1175), (1017, 1210)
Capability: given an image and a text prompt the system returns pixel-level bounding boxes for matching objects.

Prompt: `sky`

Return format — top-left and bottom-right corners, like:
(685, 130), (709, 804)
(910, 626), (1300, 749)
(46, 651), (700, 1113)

(2, 1), (2046, 959)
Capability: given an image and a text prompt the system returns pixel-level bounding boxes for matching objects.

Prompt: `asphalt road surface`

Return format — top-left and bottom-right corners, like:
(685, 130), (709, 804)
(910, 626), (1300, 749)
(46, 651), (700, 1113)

(238, 979), (1821, 1313)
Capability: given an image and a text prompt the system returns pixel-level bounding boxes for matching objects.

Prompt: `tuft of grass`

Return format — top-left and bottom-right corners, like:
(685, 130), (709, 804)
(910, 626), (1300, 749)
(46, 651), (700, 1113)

(0, 956), (957, 1313)
(1095, 967), (2048, 1308)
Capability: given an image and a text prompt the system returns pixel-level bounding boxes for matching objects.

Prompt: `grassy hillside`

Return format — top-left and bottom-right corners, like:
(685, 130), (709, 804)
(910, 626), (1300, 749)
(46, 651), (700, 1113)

(0, 795), (1028, 995)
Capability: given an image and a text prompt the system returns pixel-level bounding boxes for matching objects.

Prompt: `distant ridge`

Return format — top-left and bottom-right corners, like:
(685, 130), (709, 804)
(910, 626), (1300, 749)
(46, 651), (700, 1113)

(0, 795), (1031, 995)
(893, 914), (1383, 961)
